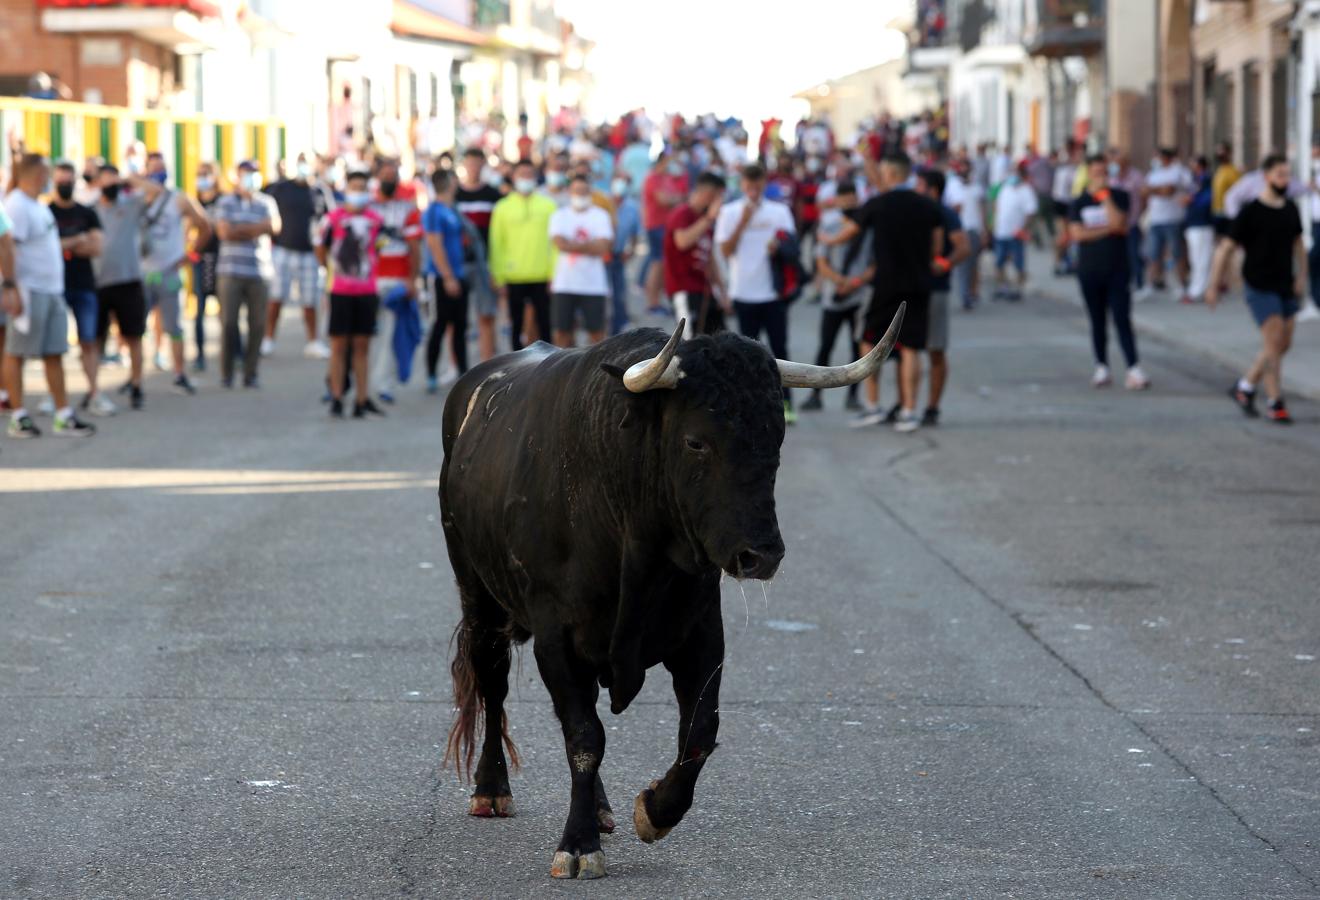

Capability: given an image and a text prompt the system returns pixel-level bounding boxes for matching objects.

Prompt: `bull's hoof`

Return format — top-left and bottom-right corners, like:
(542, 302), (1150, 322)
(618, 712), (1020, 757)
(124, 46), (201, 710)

(597, 806), (616, 834)
(550, 850), (607, 879)
(632, 781), (672, 844)
(468, 794), (515, 818)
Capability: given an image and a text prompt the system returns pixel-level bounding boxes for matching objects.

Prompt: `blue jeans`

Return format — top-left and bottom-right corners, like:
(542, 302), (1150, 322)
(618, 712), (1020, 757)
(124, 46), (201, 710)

(1308, 225), (1320, 308)
(637, 226), (665, 290)
(606, 258), (629, 335)
(65, 289), (99, 343)
(1126, 225), (1145, 290)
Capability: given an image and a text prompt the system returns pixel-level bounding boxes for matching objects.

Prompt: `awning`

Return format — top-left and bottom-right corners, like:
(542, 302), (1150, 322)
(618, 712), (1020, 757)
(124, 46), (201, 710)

(390, 0), (488, 47)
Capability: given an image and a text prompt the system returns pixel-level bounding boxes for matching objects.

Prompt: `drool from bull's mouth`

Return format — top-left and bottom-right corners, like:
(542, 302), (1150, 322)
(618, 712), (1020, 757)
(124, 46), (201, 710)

(437, 307), (904, 879)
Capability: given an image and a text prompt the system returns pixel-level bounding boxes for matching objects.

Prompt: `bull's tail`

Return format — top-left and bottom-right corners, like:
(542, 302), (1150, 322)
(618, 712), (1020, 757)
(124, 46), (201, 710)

(443, 618), (521, 780)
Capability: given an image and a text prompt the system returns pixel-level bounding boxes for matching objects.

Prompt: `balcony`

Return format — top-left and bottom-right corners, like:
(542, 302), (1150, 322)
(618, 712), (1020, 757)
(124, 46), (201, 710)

(1025, 0), (1105, 58)
(38, 0), (226, 51)
(472, 0), (510, 27)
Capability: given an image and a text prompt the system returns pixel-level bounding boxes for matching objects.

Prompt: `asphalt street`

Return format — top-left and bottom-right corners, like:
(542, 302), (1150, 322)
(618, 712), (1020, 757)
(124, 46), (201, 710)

(2, 288), (1318, 899)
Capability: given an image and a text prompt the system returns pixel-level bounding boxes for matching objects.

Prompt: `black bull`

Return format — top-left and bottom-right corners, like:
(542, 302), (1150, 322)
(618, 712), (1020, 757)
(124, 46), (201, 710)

(438, 310), (902, 880)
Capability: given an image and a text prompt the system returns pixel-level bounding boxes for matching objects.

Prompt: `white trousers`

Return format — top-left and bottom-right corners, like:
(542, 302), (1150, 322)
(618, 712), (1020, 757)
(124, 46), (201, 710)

(1185, 226), (1215, 300)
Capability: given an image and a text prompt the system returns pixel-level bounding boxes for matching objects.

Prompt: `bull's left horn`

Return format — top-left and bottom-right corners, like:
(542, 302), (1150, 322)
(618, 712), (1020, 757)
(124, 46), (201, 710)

(776, 303), (905, 388)
(623, 319), (686, 392)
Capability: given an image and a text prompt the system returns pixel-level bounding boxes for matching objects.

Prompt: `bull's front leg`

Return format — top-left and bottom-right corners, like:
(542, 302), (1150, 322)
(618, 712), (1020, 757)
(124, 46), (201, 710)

(634, 601), (724, 844)
(533, 635), (609, 880)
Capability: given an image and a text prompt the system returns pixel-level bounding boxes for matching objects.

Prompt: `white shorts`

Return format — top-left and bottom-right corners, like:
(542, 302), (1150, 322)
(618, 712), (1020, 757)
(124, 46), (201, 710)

(272, 247), (321, 307)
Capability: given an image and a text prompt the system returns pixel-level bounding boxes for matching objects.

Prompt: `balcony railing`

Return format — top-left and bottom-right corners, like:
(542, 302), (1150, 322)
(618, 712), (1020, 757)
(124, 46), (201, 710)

(1026, 0), (1104, 57)
(472, 0), (509, 28)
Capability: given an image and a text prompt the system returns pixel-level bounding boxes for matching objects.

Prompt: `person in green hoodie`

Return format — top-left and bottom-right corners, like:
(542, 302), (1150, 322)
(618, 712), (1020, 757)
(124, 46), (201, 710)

(489, 159), (557, 350)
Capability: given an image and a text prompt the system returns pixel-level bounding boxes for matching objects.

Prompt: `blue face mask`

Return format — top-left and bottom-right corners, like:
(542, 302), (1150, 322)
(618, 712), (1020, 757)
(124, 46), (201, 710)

(346, 191), (371, 209)
(1107, 162), (1121, 179)
(148, 170), (168, 185)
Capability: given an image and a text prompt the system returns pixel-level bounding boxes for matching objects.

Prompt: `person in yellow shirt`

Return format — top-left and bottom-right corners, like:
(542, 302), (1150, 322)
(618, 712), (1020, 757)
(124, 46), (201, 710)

(1210, 142), (1241, 238)
(487, 159), (557, 350)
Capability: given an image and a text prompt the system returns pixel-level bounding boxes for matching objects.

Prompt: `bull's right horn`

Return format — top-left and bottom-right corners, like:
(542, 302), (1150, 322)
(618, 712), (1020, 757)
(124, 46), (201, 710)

(776, 303), (905, 388)
(623, 319), (686, 392)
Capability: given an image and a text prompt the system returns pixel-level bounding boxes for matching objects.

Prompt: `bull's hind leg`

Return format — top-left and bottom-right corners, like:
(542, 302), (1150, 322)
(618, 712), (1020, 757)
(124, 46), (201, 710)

(634, 603), (723, 844)
(466, 619), (517, 818)
(534, 636), (609, 879)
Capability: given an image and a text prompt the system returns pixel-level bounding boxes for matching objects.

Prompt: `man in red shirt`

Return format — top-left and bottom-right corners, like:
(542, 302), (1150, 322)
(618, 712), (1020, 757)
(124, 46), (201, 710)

(368, 158), (422, 404)
(663, 171), (728, 335)
(640, 152), (688, 315)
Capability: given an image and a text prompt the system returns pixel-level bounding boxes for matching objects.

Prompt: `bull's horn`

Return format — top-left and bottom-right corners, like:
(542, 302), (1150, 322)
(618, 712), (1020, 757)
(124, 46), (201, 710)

(776, 303), (905, 388)
(623, 319), (686, 392)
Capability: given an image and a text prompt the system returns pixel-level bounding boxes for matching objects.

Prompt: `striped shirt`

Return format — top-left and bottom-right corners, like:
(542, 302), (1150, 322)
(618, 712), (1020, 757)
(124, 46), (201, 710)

(216, 192), (276, 280)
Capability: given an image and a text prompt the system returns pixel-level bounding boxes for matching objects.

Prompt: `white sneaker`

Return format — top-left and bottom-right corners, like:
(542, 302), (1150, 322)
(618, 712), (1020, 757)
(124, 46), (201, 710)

(1091, 365), (1112, 388)
(303, 340), (331, 359)
(439, 366), (460, 388)
(893, 409), (920, 433)
(260, 337), (275, 357)
(88, 393), (118, 417)
(1125, 366), (1151, 390)
(1297, 301), (1320, 323)
(1134, 286), (1153, 303)
(848, 407), (885, 429)
(36, 397), (56, 416)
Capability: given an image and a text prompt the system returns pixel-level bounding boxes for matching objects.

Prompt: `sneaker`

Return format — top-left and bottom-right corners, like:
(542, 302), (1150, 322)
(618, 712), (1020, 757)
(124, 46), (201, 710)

(53, 413), (96, 437)
(783, 402), (797, 426)
(1229, 384), (1259, 418)
(103, 351), (123, 366)
(153, 351), (168, 371)
(36, 397), (56, 416)
(426, 375), (439, 395)
(130, 386), (144, 410)
(221, 376), (234, 390)
(88, 393), (118, 417)
(352, 402), (369, 419)
(848, 407), (886, 429)
(329, 398), (345, 419)
(1297, 302), (1320, 323)
(243, 376), (260, 390)
(1267, 399), (1294, 425)
(893, 409), (920, 433)
(1091, 365), (1112, 388)
(260, 337), (275, 357)
(1124, 367), (1151, 390)
(1134, 286), (1154, 303)
(882, 403), (902, 424)
(439, 367), (460, 388)
(7, 414), (40, 438)
(192, 356), (206, 373)
(800, 393), (823, 412)
(921, 407), (940, 427)
(172, 374), (197, 396)
(117, 380), (133, 396)
(378, 391), (395, 405)
(303, 340), (331, 360)
(358, 398), (386, 416)
(844, 394), (863, 412)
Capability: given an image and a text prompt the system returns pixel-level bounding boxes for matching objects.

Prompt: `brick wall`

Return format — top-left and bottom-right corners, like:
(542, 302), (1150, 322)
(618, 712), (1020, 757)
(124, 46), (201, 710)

(0, 0), (81, 95)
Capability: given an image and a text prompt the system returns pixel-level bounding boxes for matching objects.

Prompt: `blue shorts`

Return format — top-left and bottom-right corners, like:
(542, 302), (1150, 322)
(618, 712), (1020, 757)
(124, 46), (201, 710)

(65, 288), (99, 343)
(1244, 287), (1299, 326)
(645, 226), (665, 262)
(993, 237), (1025, 272)
(1146, 223), (1184, 263)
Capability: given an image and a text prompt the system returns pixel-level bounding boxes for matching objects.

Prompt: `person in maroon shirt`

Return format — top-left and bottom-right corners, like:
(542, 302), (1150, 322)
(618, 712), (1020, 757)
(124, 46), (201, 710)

(640, 152), (688, 314)
(663, 171), (728, 335)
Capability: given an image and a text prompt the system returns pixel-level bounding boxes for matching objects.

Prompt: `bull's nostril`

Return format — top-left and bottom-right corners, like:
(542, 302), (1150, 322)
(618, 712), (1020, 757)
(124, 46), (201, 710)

(736, 550), (763, 574)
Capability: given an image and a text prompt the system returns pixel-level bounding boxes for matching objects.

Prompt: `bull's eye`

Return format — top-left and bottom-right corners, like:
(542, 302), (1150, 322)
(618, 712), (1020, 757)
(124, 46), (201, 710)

(684, 436), (708, 454)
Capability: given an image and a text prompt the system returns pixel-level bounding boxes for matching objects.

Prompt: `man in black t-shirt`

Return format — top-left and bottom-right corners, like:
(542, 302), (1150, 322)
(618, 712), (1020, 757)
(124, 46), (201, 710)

(49, 161), (108, 413)
(824, 152), (943, 432)
(1208, 154), (1306, 424)
(916, 168), (970, 427)
(263, 153), (332, 359)
(1067, 154), (1148, 392)
(455, 147), (503, 361)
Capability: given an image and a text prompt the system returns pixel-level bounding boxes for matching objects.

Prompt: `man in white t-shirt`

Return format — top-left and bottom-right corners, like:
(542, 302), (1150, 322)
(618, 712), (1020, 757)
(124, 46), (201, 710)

(2, 153), (95, 438)
(715, 162), (797, 421)
(1143, 147), (1192, 293)
(991, 166), (1038, 300)
(944, 161), (984, 308)
(549, 174), (614, 347)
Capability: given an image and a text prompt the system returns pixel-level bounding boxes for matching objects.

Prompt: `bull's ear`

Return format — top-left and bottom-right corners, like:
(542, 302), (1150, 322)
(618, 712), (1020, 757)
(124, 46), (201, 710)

(600, 363), (626, 381)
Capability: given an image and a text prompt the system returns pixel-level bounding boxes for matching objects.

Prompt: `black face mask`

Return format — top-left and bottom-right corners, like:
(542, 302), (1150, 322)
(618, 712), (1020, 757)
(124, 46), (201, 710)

(379, 179), (398, 198)
(83, 172), (96, 184)
(101, 184), (120, 202)
(1269, 181), (1288, 198)
(55, 182), (74, 201)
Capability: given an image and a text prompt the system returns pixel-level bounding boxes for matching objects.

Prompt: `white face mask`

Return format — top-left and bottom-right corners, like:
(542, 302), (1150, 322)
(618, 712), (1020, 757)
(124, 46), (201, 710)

(610, 178), (628, 196)
(569, 194), (592, 211)
(514, 177), (537, 194)
(346, 191), (371, 208)
(546, 171), (567, 189)
(240, 172), (261, 192)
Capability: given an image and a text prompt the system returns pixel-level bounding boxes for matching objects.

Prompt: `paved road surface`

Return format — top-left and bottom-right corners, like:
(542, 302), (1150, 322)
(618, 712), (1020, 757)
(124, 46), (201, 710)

(2, 295), (1318, 899)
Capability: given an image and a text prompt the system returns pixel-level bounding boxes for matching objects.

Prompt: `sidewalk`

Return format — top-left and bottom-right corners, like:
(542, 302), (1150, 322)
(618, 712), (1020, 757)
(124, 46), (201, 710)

(1021, 246), (1320, 401)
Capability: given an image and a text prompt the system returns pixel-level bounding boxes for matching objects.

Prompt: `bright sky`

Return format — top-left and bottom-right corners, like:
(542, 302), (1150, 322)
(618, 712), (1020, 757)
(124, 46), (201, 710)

(555, 0), (911, 122)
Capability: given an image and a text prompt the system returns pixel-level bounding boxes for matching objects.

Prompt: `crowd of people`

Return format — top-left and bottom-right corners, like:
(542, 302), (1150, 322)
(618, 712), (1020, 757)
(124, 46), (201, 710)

(0, 108), (1314, 443)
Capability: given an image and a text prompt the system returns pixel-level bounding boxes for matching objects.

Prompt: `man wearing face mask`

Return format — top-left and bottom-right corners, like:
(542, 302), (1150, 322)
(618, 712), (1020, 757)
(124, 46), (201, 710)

(548, 174), (613, 348)
(606, 171), (641, 335)
(93, 163), (152, 409)
(990, 162), (1038, 301)
(191, 162), (222, 372)
(139, 151), (212, 396)
(640, 152), (688, 315)
(48, 161), (109, 416)
(542, 152), (572, 207)
(454, 148), (502, 361)
(1209, 154), (1306, 425)
(368, 159), (422, 404)
(214, 159), (281, 389)
(488, 159), (556, 350)
(263, 153), (332, 361)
